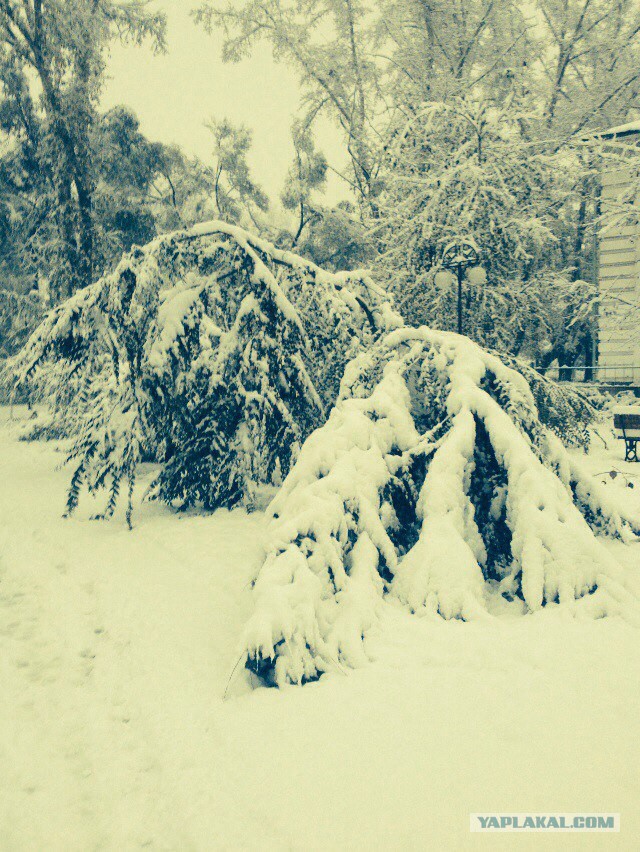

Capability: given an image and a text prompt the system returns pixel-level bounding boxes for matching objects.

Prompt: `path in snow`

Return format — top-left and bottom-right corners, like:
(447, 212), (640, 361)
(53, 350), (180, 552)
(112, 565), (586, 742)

(1, 407), (639, 851)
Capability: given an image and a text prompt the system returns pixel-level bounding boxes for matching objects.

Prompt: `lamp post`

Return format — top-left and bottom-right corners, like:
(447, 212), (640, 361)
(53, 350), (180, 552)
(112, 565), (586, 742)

(440, 239), (481, 336)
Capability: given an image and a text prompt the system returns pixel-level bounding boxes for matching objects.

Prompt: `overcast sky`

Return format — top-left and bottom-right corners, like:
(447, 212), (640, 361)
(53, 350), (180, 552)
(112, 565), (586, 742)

(102, 0), (343, 205)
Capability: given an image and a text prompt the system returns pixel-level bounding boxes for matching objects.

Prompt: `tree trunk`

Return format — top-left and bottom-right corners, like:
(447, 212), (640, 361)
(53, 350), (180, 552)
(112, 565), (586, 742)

(76, 180), (94, 290)
(582, 332), (594, 382)
(54, 176), (79, 301)
(33, 49), (95, 294)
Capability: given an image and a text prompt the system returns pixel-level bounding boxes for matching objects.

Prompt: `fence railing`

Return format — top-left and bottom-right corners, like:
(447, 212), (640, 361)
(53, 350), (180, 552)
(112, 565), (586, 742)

(535, 364), (640, 384)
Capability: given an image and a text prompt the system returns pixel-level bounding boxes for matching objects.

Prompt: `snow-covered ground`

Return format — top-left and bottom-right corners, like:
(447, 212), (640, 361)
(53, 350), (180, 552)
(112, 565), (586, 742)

(1, 405), (639, 851)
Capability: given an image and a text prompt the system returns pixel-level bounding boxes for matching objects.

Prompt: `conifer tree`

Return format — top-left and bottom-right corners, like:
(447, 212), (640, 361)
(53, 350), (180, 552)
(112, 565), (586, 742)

(11, 221), (396, 523)
(243, 327), (640, 686)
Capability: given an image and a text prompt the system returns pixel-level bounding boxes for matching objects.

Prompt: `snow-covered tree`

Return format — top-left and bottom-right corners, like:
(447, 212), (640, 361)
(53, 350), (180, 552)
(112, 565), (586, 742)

(197, 0), (640, 365)
(11, 221), (398, 524)
(534, 0), (640, 137)
(205, 118), (270, 229)
(195, 0), (381, 210)
(293, 201), (372, 272)
(244, 326), (639, 686)
(371, 97), (602, 363)
(0, 0), (166, 298)
(281, 120), (327, 248)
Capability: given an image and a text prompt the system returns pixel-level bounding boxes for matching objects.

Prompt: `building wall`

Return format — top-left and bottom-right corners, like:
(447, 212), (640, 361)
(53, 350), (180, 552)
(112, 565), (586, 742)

(598, 160), (640, 384)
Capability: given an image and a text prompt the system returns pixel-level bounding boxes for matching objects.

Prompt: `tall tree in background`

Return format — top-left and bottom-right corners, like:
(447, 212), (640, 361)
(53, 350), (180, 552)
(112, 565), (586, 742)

(535, 0), (640, 137)
(0, 0), (166, 299)
(195, 0), (640, 369)
(280, 120), (327, 247)
(199, 0), (640, 190)
(92, 105), (210, 271)
(373, 97), (601, 367)
(205, 117), (269, 228)
(194, 0), (381, 211)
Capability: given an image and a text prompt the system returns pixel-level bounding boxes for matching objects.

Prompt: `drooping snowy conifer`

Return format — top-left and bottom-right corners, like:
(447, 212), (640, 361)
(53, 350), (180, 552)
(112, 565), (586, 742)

(11, 222), (399, 524)
(244, 327), (640, 686)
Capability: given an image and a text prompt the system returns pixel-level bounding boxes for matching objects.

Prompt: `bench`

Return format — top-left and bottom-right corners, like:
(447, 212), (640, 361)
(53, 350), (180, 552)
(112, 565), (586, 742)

(613, 405), (640, 462)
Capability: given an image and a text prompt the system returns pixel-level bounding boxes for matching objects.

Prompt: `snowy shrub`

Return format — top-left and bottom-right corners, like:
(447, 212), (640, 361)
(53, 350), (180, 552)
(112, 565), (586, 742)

(244, 327), (639, 686)
(11, 221), (400, 524)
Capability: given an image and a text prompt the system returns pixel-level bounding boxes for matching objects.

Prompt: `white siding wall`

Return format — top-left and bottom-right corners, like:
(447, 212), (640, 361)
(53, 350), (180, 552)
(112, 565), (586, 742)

(598, 161), (640, 383)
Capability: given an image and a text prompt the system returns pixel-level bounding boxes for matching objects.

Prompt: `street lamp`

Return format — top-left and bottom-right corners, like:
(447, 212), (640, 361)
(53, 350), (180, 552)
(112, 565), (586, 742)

(437, 238), (483, 336)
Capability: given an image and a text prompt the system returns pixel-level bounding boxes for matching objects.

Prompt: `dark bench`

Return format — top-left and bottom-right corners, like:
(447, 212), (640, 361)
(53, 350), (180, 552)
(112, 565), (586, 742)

(613, 406), (640, 462)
